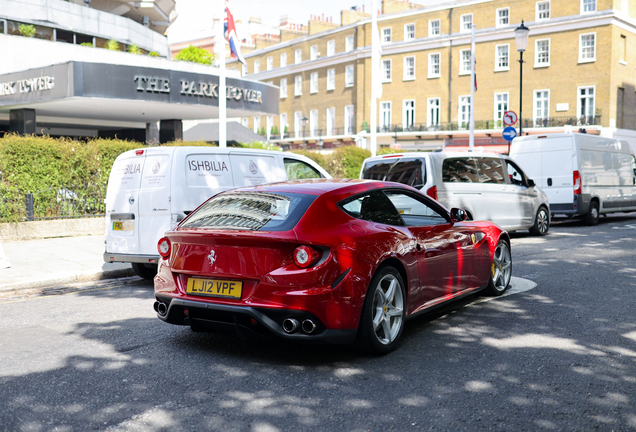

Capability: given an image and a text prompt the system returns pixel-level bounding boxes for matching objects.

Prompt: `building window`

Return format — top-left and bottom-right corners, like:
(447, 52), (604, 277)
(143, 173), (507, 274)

(458, 95), (471, 129)
(326, 107), (335, 136)
(427, 98), (440, 127)
(429, 19), (440, 36)
(494, 92), (509, 128)
(295, 75), (302, 96)
(344, 105), (355, 134)
(460, 49), (471, 75)
(295, 48), (302, 64)
(254, 60), (260, 74)
(241, 117), (248, 128)
(495, 44), (510, 71)
(403, 56), (415, 80)
(310, 44), (318, 60)
(403, 100), (415, 130)
(534, 90), (550, 126)
(620, 34), (627, 63)
(579, 33), (596, 62)
(345, 64), (355, 87)
(327, 68), (336, 90)
(345, 35), (354, 52)
(266, 56), (273, 71)
(280, 78), (287, 98)
(327, 40), (335, 56)
(280, 113), (288, 137)
(382, 27), (392, 44)
(254, 116), (261, 133)
(496, 8), (509, 27)
(242, 63), (247, 76)
(536, 1), (550, 20)
(460, 14), (473, 33)
(267, 115), (273, 139)
(578, 86), (595, 123)
(382, 59), (392, 82)
(380, 101), (392, 131)
(404, 23), (415, 41)
(582, 0), (596, 13)
(294, 111), (303, 138)
(310, 109), (318, 137)
(280, 52), (287, 68)
(310, 72), (318, 93)
(428, 53), (441, 78)
(535, 39), (550, 66)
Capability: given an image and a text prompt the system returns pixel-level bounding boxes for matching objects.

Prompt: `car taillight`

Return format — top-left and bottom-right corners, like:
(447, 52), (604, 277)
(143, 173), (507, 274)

(573, 170), (581, 195)
(427, 185), (438, 200)
(293, 245), (320, 268)
(157, 237), (171, 259)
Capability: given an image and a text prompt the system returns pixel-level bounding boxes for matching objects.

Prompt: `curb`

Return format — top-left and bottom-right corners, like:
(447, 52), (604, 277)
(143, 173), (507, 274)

(0, 267), (136, 294)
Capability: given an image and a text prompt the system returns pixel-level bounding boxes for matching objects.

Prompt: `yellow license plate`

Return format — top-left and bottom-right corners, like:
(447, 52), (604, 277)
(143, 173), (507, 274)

(113, 221), (134, 231)
(186, 278), (243, 299)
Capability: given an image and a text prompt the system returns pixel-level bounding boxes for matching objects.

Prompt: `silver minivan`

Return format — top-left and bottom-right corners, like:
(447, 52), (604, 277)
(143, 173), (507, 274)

(360, 151), (550, 235)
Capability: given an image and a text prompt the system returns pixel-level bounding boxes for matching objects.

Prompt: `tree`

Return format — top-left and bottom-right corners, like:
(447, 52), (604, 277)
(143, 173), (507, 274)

(174, 45), (213, 65)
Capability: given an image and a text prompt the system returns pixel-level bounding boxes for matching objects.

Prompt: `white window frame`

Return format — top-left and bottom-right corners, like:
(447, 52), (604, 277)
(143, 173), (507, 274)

(253, 60), (260, 74)
(280, 52), (287, 68)
(294, 111), (303, 138)
(403, 99), (415, 130)
(403, 56), (415, 81)
(280, 78), (287, 98)
(266, 115), (273, 140)
(380, 101), (392, 131)
(533, 89), (550, 126)
(429, 19), (441, 36)
(310, 72), (318, 94)
(241, 117), (248, 128)
(459, 49), (471, 75)
(242, 63), (247, 76)
(404, 23), (415, 41)
(309, 109), (318, 137)
(310, 44), (318, 61)
(427, 97), (440, 127)
(496, 7), (509, 27)
(254, 116), (261, 134)
(345, 35), (354, 52)
(280, 112), (288, 137)
(381, 27), (392, 44)
(581, 0), (596, 14)
(495, 44), (510, 71)
(460, 14), (473, 33)
(534, 38), (550, 67)
(344, 105), (355, 135)
(294, 75), (302, 96)
(579, 32), (596, 63)
(428, 52), (441, 78)
(266, 56), (273, 71)
(458, 95), (471, 129)
(345, 64), (355, 87)
(326, 107), (335, 136)
(327, 40), (335, 56)
(295, 48), (302, 64)
(577, 85), (596, 123)
(493, 92), (509, 129)
(327, 68), (336, 90)
(382, 59), (392, 82)
(536, 1), (550, 20)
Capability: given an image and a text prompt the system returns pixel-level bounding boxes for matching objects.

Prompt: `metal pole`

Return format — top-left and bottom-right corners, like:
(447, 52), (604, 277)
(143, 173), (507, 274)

(218, 9), (227, 148)
(519, 50), (524, 137)
(469, 24), (476, 151)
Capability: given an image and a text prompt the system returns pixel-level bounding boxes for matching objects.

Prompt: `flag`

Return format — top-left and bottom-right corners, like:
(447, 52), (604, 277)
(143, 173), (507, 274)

(224, 0), (246, 65)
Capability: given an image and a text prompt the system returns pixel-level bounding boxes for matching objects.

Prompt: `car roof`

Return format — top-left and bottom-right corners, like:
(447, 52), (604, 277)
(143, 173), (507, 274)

(363, 151), (508, 163)
(229, 178), (409, 196)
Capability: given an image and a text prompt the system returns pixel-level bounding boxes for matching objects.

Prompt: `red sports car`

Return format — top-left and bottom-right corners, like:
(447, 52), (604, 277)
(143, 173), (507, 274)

(154, 179), (512, 354)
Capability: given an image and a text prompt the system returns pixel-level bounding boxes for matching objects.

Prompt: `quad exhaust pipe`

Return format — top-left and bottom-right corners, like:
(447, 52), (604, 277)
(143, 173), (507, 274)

(282, 318), (299, 333)
(154, 301), (168, 317)
(301, 319), (317, 334)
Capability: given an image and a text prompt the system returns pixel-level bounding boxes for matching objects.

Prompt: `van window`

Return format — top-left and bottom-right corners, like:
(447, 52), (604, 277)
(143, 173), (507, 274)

(442, 157), (480, 183)
(361, 160), (396, 180)
(505, 160), (527, 186)
(284, 158), (323, 180)
(361, 158), (426, 188)
(477, 157), (506, 184)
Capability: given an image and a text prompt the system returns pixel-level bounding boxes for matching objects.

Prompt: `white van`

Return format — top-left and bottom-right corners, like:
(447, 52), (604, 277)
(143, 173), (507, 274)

(510, 133), (636, 225)
(360, 151), (550, 235)
(104, 146), (331, 278)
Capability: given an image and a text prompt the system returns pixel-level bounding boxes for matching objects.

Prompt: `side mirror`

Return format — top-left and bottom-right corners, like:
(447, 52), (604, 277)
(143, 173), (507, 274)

(527, 179), (536, 187)
(450, 208), (467, 223)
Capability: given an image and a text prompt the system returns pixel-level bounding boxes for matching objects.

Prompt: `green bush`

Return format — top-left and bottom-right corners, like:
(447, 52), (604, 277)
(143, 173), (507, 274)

(290, 150), (328, 170)
(80, 42), (93, 47)
(328, 146), (371, 178)
(174, 45), (213, 65)
(105, 39), (121, 51)
(148, 51), (160, 57)
(127, 44), (141, 54)
(19, 24), (35, 38)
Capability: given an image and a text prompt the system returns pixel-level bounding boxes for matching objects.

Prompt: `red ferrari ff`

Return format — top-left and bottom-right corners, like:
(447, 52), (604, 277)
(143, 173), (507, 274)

(154, 179), (511, 354)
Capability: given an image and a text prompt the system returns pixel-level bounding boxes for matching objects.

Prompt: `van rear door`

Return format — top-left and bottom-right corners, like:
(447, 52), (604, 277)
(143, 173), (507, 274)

(540, 136), (574, 206)
(229, 153), (286, 186)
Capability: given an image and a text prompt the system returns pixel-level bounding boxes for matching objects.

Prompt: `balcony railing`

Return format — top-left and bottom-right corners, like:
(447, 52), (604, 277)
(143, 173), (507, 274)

(267, 127), (358, 141)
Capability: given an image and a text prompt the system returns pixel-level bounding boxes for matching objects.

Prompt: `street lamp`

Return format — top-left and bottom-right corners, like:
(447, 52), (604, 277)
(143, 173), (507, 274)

(515, 20), (530, 137)
(300, 115), (308, 148)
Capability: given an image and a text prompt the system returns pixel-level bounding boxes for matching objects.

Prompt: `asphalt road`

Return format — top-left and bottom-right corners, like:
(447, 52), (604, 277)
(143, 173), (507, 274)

(1, 214), (636, 431)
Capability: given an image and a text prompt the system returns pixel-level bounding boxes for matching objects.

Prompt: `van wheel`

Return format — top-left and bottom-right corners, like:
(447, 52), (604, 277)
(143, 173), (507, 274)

(529, 206), (550, 236)
(585, 201), (599, 226)
(132, 263), (158, 280)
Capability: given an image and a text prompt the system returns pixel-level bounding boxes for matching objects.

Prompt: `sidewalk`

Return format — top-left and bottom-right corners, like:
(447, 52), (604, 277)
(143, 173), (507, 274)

(0, 235), (135, 293)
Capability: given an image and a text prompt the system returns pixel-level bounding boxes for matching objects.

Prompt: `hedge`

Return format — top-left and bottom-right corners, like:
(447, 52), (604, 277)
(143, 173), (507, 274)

(291, 146), (370, 178)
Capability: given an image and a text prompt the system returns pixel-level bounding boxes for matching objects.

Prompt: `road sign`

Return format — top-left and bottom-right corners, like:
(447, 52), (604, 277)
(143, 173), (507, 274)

(503, 111), (518, 126)
(502, 126), (517, 142)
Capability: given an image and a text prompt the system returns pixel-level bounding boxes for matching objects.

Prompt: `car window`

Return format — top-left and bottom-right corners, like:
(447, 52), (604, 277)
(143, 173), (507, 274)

(477, 157), (506, 184)
(384, 191), (448, 226)
(505, 160), (526, 186)
(340, 190), (404, 226)
(284, 158), (324, 180)
(361, 159), (396, 180)
(442, 157), (480, 183)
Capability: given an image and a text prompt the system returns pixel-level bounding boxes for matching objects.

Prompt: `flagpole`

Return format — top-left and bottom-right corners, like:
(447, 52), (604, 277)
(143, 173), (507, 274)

(469, 23), (475, 152)
(370, 0), (379, 157)
(218, 2), (227, 148)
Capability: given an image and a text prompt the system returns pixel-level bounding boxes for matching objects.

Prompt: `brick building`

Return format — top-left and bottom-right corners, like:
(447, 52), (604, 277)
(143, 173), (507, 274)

(230, 0), (636, 153)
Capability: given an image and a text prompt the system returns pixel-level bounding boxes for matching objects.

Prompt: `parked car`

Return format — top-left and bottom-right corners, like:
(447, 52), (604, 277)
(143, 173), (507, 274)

(104, 146), (330, 279)
(153, 179), (512, 354)
(360, 151), (550, 235)
(510, 133), (636, 225)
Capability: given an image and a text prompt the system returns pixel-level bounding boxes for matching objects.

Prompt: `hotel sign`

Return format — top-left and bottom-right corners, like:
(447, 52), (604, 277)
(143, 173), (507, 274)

(0, 76), (55, 96)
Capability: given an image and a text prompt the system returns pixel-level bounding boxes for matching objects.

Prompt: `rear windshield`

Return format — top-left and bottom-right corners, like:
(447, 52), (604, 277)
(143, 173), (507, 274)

(361, 158), (426, 188)
(179, 191), (316, 231)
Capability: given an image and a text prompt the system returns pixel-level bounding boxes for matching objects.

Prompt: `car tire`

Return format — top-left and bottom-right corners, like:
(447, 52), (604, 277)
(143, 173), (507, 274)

(355, 266), (406, 354)
(132, 263), (158, 280)
(483, 239), (512, 296)
(529, 206), (550, 236)
(585, 201), (599, 226)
